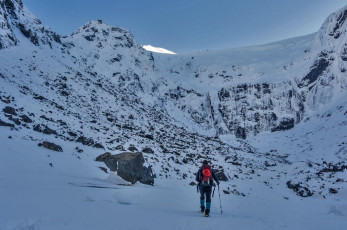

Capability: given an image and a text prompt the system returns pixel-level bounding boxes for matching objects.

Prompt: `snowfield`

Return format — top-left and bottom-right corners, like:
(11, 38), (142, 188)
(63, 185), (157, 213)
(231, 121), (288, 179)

(1, 127), (346, 230)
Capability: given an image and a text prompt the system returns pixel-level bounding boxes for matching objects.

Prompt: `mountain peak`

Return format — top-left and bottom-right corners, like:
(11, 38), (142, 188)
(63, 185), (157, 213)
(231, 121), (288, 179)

(72, 19), (131, 37)
(0, 0), (24, 49)
(317, 5), (347, 47)
(79, 19), (108, 30)
(1, 0), (24, 18)
(70, 19), (138, 49)
(0, 0), (63, 49)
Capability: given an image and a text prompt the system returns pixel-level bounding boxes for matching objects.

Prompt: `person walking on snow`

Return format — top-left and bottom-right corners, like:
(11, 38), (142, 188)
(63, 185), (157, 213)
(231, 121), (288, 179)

(196, 160), (220, 217)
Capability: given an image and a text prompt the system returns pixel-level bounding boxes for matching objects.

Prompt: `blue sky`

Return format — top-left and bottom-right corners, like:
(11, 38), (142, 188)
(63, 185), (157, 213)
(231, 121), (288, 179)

(22, 0), (347, 54)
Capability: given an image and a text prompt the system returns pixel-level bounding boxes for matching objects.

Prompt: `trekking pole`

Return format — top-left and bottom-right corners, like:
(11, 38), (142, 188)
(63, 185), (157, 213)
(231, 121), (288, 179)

(212, 185), (216, 197)
(218, 184), (223, 214)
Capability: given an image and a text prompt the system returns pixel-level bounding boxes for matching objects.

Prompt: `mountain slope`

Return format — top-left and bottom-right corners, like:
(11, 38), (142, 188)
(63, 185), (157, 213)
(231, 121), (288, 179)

(154, 5), (347, 137)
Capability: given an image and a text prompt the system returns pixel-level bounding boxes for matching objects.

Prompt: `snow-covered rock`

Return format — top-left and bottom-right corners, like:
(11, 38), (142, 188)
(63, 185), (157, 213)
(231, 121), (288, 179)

(0, 0), (61, 49)
(97, 151), (155, 185)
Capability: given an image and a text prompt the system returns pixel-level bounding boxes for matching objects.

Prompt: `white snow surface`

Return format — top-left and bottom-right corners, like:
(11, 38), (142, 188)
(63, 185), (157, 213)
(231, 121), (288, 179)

(1, 126), (347, 230)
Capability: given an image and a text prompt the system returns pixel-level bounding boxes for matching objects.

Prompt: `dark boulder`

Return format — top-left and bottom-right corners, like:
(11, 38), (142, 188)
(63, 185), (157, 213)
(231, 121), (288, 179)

(40, 141), (63, 152)
(142, 147), (154, 154)
(182, 158), (189, 164)
(76, 136), (103, 148)
(68, 131), (77, 137)
(93, 143), (104, 149)
(329, 188), (338, 194)
(286, 181), (313, 197)
(228, 189), (246, 196)
(33, 124), (41, 132)
(96, 152), (154, 185)
(60, 91), (69, 96)
(76, 136), (95, 146)
(20, 115), (33, 123)
(33, 124), (57, 135)
(271, 118), (295, 132)
(8, 116), (21, 125)
(114, 145), (125, 151)
(218, 88), (230, 101)
(214, 169), (229, 181)
(144, 134), (154, 140)
(2, 106), (17, 115)
(0, 119), (14, 127)
(42, 126), (57, 135)
(95, 152), (111, 161)
(128, 146), (138, 152)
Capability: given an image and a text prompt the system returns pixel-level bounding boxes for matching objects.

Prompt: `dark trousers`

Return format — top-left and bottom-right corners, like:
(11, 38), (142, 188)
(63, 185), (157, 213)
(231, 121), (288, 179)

(200, 185), (212, 202)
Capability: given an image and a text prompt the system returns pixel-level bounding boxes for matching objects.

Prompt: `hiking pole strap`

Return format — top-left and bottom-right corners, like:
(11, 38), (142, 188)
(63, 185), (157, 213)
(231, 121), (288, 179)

(212, 186), (216, 197)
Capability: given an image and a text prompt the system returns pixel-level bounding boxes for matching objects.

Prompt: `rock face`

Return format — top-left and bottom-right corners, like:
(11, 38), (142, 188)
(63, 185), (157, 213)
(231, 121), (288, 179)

(95, 152), (111, 161)
(2, 106), (17, 115)
(0, 0), (62, 51)
(286, 181), (313, 197)
(214, 169), (228, 181)
(216, 82), (305, 138)
(0, 0), (18, 49)
(0, 119), (14, 127)
(157, 6), (347, 140)
(96, 152), (154, 185)
(167, 81), (305, 138)
(40, 141), (63, 152)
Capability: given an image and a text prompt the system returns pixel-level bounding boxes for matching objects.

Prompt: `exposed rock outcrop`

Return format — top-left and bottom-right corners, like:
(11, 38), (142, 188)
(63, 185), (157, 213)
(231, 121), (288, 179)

(2, 106), (17, 115)
(214, 169), (228, 181)
(286, 181), (313, 197)
(40, 141), (63, 152)
(96, 152), (154, 185)
(0, 119), (14, 127)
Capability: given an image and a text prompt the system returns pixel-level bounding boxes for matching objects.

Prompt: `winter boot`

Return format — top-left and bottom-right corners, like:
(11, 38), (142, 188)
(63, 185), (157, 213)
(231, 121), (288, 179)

(205, 209), (210, 217)
(200, 199), (205, 213)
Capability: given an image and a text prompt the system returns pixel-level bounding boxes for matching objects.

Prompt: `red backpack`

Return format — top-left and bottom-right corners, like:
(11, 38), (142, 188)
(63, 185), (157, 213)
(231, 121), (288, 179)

(200, 165), (212, 185)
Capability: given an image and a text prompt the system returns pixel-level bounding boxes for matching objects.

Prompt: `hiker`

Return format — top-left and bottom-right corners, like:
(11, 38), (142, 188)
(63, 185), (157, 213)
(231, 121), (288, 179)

(195, 160), (220, 217)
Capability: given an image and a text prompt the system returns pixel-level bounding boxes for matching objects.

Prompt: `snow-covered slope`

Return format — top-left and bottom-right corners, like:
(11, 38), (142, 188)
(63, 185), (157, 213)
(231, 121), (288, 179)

(154, 6), (347, 137)
(1, 130), (346, 230)
(0, 0), (62, 50)
(1, 0), (347, 229)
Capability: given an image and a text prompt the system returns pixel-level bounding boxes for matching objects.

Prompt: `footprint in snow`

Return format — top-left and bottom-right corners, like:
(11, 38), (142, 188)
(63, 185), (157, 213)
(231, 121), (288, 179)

(327, 206), (344, 216)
